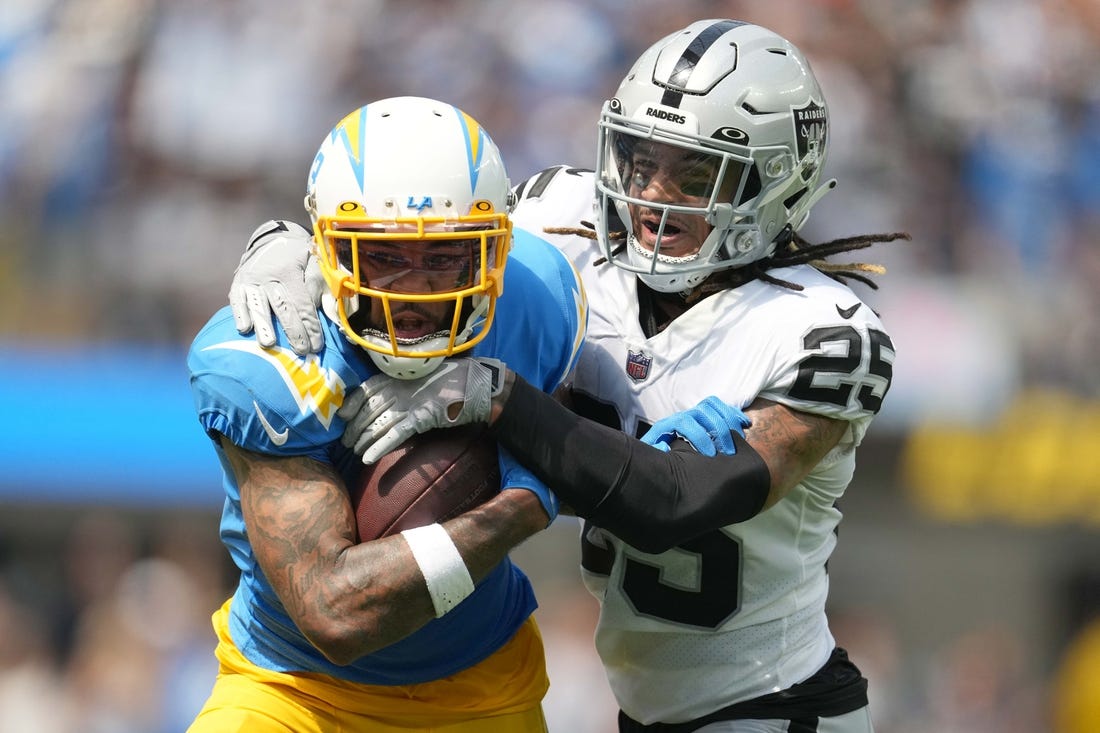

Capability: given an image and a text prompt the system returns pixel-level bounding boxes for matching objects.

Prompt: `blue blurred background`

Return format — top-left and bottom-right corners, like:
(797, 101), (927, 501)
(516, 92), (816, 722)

(2, 0), (1099, 730)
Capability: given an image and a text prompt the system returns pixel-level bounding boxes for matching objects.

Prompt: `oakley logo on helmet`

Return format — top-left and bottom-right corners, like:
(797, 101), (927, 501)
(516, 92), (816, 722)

(713, 127), (749, 144)
(645, 107), (687, 125)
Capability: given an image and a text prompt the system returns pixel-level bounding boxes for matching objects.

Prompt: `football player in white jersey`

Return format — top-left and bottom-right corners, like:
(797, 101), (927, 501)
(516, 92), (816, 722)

(227, 20), (908, 733)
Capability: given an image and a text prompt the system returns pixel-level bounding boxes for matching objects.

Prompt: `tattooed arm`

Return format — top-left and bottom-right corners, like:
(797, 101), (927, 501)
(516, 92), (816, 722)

(219, 435), (546, 665)
(741, 397), (848, 510)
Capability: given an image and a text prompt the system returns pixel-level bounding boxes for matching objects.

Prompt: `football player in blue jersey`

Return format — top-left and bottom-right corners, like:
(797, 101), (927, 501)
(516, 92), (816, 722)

(186, 96), (586, 733)
(226, 21), (910, 733)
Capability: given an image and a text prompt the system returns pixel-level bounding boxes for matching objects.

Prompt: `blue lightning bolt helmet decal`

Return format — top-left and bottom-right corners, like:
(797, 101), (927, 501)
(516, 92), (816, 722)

(331, 106), (369, 193)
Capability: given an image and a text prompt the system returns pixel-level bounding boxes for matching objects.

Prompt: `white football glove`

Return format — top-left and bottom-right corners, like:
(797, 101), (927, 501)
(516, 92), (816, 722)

(338, 358), (506, 464)
(229, 220), (325, 355)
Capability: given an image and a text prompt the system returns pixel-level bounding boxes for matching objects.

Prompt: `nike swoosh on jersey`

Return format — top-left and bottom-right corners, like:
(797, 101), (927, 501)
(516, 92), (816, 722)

(253, 400), (289, 445)
(836, 303), (861, 319)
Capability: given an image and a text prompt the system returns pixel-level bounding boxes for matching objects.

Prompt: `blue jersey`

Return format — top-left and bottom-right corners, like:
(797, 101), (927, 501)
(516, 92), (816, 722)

(188, 228), (587, 685)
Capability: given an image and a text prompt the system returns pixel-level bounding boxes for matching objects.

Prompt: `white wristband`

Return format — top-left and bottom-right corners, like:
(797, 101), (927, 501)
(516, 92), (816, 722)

(400, 523), (475, 617)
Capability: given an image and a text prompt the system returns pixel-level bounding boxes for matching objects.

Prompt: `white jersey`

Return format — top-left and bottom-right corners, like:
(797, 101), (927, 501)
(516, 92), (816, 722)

(512, 167), (894, 725)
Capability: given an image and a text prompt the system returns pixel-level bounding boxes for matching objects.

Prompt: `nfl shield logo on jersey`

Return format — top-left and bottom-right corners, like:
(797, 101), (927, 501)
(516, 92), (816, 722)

(625, 350), (652, 381)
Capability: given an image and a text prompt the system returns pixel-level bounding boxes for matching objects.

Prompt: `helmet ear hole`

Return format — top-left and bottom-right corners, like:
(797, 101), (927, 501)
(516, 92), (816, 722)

(739, 165), (762, 205)
(783, 188), (808, 211)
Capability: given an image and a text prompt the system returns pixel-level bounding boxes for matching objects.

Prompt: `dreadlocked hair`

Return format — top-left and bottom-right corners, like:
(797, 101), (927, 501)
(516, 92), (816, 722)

(542, 221), (625, 265)
(745, 229), (911, 292)
(542, 220), (910, 299)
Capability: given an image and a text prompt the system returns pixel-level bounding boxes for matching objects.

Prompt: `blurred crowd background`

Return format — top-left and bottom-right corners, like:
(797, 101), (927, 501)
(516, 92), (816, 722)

(2, 0), (1100, 731)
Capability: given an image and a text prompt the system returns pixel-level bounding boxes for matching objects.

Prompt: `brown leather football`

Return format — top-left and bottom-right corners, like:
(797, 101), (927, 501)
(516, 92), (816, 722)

(348, 425), (501, 541)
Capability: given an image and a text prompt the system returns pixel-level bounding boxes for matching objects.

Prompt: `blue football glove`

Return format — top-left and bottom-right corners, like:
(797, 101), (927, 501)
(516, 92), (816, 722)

(641, 396), (751, 456)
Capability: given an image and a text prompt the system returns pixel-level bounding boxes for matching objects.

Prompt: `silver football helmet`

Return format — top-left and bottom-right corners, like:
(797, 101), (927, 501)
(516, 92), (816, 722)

(595, 20), (836, 292)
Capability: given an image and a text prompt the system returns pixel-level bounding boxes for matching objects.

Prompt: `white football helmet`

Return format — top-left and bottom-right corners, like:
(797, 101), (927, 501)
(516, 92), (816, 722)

(305, 96), (512, 379)
(595, 20), (836, 292)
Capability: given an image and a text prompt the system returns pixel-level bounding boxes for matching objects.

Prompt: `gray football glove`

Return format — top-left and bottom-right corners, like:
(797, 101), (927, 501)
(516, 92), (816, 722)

(338, 357), (505, 464)
(229, 220), (325, 355)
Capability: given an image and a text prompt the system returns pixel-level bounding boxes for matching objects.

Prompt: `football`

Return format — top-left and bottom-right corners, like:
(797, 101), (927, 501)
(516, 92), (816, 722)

(348, 425), (501, 541)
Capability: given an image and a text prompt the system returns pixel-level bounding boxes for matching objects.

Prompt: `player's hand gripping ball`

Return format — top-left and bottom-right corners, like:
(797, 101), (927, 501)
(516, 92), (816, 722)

(348, 425), (500, 541)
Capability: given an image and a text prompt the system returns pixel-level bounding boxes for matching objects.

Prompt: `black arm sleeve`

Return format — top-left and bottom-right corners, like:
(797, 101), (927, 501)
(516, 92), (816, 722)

(489, 375), (772, 553)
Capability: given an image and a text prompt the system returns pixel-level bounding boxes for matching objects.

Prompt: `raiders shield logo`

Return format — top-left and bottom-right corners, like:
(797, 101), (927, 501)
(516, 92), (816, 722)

(793, 100), (827, 165)
(625, 350), (652, 381)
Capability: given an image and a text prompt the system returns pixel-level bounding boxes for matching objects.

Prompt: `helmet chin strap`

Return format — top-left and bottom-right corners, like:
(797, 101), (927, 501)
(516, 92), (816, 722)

(367, 345), (445, 380)
(320, 291), (341, 328)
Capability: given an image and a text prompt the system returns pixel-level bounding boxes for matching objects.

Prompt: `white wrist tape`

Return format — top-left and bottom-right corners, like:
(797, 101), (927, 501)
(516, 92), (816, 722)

(400, 523), (475, 617)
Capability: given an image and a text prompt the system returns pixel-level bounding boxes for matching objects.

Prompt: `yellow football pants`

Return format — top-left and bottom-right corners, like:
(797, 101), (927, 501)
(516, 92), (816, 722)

(187, 599), (549, 733)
